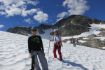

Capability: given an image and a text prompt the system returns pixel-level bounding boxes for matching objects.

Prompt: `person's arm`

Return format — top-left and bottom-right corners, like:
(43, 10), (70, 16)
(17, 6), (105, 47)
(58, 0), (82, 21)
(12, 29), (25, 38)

(50, 35), (54, 41)
(39, 36), (44, 52)
(28, 37), (31, 53)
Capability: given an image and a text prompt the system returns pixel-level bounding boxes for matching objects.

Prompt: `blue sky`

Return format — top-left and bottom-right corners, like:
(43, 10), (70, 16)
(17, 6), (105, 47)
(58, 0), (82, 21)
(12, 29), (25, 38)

(0, 0), (105, 31)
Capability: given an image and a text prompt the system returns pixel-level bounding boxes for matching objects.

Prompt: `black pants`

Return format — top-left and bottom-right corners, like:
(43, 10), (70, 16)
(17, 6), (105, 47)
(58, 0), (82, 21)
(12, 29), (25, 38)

(31, 55), (35, 70)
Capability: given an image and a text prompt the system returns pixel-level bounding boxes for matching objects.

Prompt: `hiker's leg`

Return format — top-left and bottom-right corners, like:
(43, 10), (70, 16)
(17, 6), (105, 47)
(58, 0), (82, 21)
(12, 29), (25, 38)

(38, 51), (48, 70)
(31, 55), (35, 70)
(53, 44), (57, 58)
(58, 47), (62, 61)
(33, 51), (41, 70)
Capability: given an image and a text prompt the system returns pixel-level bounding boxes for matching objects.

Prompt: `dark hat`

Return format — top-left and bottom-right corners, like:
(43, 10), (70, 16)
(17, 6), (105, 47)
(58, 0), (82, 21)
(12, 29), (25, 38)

(31, 28), (37, 31)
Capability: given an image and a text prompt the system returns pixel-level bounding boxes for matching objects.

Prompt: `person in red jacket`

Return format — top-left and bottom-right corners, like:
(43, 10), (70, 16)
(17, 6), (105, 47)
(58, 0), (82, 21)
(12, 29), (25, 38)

(52, 30), (63, 61)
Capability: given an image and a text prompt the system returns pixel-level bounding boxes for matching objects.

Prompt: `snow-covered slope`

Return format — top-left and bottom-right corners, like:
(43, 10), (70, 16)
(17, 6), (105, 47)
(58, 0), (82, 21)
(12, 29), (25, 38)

(0, 31), (105, 70)
(62, 24), (105, 39)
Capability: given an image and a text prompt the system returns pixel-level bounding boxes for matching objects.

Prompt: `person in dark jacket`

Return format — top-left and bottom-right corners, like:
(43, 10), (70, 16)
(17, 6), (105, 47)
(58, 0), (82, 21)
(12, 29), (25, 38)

(28, 29), (48, 70)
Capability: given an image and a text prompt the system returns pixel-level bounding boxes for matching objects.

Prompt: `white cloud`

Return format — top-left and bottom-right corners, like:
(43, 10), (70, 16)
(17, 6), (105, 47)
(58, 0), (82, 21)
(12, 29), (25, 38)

(22, 9), (38, 17)
(57, 12), (68, 18)
(63, 0), (89, 15)
(0, 0), (49, 23)
(0, 24), (4, 28)
(5, 7), (22, 16)
(57, 0), (89, 19)
(0, 0), (14, 5)
(33, 11), (48, 23)
(0, 11), (6, 15)
(0, 0), (35, 16)
(27, 0), (39, 6)
(24, 18), (32, 24)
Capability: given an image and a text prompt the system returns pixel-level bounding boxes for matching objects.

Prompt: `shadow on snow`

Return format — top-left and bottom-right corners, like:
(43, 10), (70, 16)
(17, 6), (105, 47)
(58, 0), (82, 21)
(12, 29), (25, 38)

(62, 60), (88, 70)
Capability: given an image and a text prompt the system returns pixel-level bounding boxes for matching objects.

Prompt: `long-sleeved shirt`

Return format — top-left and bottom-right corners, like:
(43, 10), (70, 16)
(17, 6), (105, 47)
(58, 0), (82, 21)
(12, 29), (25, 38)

(53, 35), (61, 44)
(28, 35), (44, 53)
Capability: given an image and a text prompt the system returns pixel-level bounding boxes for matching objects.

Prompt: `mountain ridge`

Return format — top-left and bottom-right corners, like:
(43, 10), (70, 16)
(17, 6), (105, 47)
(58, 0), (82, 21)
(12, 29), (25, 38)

(7, 15), (105, 36)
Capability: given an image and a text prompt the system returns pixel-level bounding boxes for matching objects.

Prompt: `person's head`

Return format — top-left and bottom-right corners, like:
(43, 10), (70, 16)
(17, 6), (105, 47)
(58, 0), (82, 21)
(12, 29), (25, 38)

(53, 31), (57, 35)
(54, 30), (60, 36)
(31, 29), (38, 35)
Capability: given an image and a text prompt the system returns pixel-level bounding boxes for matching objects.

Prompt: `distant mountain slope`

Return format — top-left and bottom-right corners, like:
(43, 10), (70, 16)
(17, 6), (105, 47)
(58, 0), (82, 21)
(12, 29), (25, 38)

(54, 15), (91, 36)
(7, 15), (105, 36)
(62, 24), (105, 50)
